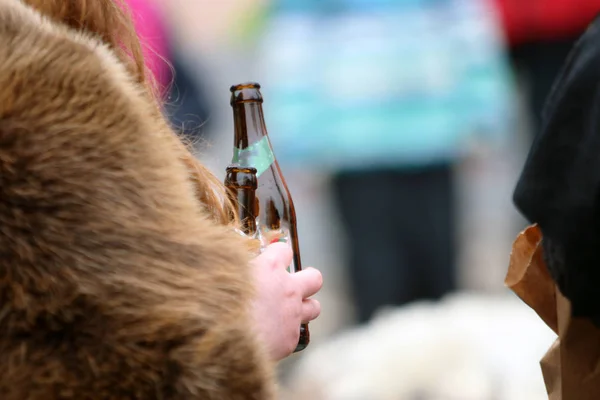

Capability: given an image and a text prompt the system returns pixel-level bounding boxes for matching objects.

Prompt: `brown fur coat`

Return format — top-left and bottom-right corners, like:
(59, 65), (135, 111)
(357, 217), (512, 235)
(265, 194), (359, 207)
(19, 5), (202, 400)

(0, 1), (275, 398)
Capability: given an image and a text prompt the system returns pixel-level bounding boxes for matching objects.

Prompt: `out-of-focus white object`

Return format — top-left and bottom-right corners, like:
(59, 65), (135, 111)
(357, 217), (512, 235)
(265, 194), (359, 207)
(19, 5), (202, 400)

(282, 292), (556, 400)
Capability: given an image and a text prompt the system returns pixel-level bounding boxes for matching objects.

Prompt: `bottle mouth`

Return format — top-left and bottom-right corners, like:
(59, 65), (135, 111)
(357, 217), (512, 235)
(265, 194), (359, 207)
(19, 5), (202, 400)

(230, 82), (263, 105)
(230, 82), (261, 92)
(225, 166), (258, 187)
(226, 165), (258, 174)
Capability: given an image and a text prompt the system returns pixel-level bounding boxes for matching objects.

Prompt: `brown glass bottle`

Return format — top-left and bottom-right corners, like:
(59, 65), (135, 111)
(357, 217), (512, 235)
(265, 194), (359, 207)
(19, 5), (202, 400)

(224, 166), (259, 237)
(229, 82), (310, 352)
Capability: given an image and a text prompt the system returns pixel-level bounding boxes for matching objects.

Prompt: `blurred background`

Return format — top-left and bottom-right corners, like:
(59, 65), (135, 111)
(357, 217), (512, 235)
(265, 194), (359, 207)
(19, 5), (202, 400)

(129, 0), (600, 398)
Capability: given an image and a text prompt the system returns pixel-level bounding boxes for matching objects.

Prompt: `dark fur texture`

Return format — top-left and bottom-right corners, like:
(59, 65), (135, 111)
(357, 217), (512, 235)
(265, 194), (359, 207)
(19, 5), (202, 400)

(0, 1), (275, 398)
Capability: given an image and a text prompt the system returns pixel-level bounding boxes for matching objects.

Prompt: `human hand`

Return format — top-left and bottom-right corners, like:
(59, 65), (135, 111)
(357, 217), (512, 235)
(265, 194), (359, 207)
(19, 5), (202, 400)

(250, 242), (323, 361)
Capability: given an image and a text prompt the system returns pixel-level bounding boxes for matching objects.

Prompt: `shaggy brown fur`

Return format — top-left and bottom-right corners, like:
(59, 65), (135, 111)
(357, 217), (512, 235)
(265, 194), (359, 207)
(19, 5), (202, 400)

(0, 0), (275, 398)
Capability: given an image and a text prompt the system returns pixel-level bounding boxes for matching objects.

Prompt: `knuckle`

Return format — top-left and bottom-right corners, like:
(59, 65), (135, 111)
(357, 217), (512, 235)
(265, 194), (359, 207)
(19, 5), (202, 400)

(286, 283), (301, 299)
(274, 243), (293, 262)
(283, 276), (300, 297)
(262, 253), (279, 270)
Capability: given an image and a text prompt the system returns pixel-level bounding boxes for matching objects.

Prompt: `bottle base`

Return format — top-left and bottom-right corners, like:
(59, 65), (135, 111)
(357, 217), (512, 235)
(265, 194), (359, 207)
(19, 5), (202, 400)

(294, 323), (310, 353)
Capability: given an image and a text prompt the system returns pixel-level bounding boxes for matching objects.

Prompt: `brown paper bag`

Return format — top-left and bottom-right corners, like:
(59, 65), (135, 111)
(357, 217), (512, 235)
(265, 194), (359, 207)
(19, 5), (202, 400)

(506, 225), (600, 400)
(505, 225), (557, 333)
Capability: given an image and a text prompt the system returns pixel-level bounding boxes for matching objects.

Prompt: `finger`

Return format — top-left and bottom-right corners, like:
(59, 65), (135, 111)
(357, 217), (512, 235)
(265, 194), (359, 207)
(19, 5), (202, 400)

(254, 242), (293, 270)
(294, 267), (323, 298)
(301, 298), (321, 323)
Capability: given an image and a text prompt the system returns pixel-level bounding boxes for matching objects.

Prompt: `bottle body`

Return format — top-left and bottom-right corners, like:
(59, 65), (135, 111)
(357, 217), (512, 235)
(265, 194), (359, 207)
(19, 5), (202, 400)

(229, 82), (310, 352)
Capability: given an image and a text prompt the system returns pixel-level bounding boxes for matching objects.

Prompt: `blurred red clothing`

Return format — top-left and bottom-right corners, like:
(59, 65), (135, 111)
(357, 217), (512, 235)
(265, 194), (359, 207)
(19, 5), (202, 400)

(494, 0), (600, 45)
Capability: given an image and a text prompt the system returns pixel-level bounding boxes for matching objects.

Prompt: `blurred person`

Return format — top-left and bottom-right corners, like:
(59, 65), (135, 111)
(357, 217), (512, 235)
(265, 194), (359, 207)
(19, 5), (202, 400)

(514, 13), (600, 328)
(254, 0), (516, 323)
(127, 0), (214, 141)
(493, 0), (600, 134)
(281, 293), (555, 400)
(0, 0), (322, 398)
(163, 51), (214, 142)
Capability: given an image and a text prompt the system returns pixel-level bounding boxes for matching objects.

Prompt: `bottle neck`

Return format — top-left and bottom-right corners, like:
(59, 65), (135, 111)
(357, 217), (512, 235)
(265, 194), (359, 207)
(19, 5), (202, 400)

(231, 101), (276, 177)
(232, 101), (268, 150)
(224, 167), (258, 235)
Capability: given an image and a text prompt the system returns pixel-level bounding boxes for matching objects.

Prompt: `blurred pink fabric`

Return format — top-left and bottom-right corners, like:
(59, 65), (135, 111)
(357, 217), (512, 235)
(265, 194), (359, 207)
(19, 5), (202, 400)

(125, 0), (171, 95)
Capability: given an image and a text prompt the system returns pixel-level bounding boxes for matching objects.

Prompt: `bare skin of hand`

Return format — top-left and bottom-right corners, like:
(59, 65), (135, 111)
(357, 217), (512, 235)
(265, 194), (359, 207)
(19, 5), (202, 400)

(250, 242), (323, 361)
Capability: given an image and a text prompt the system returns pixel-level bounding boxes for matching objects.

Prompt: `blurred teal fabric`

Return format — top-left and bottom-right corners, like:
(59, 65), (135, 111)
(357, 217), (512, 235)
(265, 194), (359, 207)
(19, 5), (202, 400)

(255, 0), (517, 171)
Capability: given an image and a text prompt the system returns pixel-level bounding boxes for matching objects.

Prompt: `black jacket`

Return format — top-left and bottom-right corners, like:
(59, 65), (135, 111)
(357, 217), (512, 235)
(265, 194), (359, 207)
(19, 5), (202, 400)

(514, 13), (600, 324)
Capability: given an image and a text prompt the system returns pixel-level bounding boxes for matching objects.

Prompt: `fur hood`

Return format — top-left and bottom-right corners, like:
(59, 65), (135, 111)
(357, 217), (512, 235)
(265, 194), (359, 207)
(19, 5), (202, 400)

(0, 1), (275, 398)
